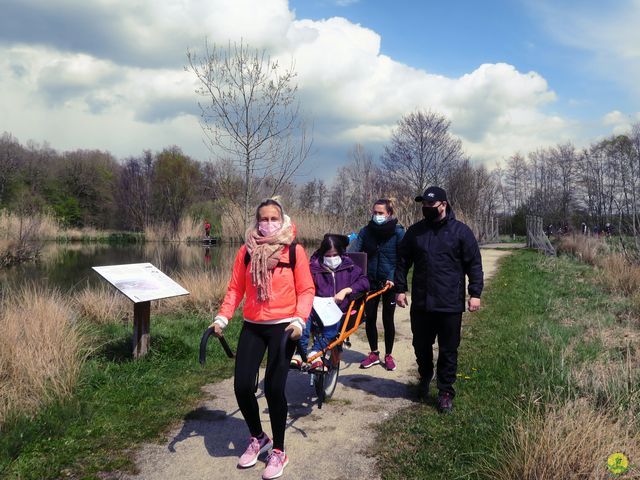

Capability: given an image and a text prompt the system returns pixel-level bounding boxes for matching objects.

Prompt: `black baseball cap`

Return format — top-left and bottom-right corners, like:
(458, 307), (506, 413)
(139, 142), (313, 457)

(415, 186), (447, 203)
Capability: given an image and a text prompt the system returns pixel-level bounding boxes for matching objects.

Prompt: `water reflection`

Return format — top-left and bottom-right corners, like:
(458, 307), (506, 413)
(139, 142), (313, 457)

(0, 242), (239, 293)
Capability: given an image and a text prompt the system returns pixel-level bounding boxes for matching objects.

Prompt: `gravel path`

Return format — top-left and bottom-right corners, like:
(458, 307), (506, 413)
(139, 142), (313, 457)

(124, 247), (514, 480)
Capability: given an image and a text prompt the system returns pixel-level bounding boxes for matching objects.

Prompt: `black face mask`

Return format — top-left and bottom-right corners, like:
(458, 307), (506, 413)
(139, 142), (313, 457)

(422, 206), (440, 222)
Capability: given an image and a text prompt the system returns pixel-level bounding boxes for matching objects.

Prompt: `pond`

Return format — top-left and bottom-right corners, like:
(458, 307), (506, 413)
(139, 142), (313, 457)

(0, 242), (238, 294)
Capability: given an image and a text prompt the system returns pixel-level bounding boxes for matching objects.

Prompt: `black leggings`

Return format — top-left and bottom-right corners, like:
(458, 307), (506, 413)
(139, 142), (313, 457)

(364, 289), (396, 355)
(234, 322), (295, 451)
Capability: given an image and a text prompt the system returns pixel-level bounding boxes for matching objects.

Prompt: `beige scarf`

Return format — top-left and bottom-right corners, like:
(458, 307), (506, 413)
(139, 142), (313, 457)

(245, 215), (295, 302)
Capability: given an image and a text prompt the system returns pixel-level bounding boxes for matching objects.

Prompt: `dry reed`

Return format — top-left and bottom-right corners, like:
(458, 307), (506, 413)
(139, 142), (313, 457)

(557, 234), (607, 265)
(0, 210), (61, 241)
(144, 215), (202, 242)
(598, 253), (640, 297)
(487, 399), (640, 479)
(157, 268), (230, 314)
(0, 286), (87, 425)
(73, 285), (130, 324)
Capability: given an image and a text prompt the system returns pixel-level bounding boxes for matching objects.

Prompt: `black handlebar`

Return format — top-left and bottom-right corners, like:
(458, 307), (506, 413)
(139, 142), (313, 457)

(199, 326), (234, 366)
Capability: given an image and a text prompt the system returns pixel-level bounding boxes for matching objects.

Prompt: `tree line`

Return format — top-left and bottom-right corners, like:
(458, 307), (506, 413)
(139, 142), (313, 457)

(495, 124), (640, 236)
(3, 38), (639, 243)
(3, 120), (640, 241)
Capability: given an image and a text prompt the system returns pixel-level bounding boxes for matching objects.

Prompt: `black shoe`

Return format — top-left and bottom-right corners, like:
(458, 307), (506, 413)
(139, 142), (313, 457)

(417, 376), (431, 401)
(437, 392), (453, 413)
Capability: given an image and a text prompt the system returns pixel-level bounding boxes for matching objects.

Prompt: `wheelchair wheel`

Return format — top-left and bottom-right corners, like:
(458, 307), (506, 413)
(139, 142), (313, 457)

(314, 348), (341, 407)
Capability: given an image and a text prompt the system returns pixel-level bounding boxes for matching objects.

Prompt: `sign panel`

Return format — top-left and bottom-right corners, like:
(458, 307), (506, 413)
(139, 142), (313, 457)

(92, 263), (189, 303)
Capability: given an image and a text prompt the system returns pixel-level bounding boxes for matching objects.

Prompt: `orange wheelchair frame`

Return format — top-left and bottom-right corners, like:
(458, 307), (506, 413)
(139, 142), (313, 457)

(296, 284), (391, 408)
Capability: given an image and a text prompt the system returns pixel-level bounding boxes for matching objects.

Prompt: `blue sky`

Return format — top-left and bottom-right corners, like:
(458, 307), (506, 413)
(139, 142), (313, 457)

(0, 0), (639, 180)
(291, 0), (636, 123)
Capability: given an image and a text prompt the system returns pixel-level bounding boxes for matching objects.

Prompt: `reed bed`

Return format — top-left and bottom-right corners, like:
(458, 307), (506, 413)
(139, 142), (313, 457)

(557, 234), (608, 266)
(73, 285), (130, 324)
(487, 399), (639, 479)
(157, 268), (230, 314)
(0, 286), (87, 426)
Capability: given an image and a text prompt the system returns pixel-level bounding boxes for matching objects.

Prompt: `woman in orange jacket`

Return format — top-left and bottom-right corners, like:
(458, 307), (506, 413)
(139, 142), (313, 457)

(211, 198), (314, 480)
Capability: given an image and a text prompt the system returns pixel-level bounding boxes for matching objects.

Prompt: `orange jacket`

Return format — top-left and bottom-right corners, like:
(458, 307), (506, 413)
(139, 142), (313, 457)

(217, 244), (315, 322)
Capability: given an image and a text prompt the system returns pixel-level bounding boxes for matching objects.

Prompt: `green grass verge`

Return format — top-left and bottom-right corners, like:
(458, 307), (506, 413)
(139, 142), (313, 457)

(373, 249), (601, 479)
(0, 312), (241, 480)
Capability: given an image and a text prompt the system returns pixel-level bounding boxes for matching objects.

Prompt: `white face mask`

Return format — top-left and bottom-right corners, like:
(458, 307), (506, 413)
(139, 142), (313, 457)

(258, 221), (282, 237)
(372, 214), (387, 225)
(323, 255), (342, 269)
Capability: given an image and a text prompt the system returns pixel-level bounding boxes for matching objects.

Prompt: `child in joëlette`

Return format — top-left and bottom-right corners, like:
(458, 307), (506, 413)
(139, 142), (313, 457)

(294, 234), (369, 369)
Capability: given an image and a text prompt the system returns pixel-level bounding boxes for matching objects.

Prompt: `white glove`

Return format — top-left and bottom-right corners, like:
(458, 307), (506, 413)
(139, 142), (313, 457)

(288, 317), (304, 338)
(212, 315), (228, 329)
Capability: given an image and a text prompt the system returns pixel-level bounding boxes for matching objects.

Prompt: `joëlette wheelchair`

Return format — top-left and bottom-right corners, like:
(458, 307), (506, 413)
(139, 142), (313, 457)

(199, 252), (390, 408)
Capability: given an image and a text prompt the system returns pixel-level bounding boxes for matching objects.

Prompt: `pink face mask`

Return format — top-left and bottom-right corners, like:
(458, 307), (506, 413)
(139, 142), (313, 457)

(259, 221), (282, 237)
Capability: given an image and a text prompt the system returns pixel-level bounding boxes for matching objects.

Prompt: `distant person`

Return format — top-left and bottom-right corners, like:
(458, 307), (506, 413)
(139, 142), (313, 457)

(395, 186), (483, 413)
(211, 198), (315, 479)
(204, 219), (211, 238)
(292, 234), (369, 369)
(581, 222), (588, 235)
(605, 223), (613, 237)
(349, 198), (405, 371)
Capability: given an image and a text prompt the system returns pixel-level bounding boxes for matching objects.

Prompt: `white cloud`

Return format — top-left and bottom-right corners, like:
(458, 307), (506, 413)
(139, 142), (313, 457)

(0, 0), (577, 174)
(602, 110), (640, 136)
(530, 0), (640, 98)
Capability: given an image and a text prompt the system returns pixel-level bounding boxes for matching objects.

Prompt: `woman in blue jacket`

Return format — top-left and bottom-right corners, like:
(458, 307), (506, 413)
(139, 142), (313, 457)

(349, 199), (405, 371)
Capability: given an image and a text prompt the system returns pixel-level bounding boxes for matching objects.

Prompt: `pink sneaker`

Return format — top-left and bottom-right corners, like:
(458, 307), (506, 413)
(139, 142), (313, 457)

(237, 434), (272, 468)
(384, 354), (396, 371)
(262, 448), (289, 479)
(360, 351), (380, 369)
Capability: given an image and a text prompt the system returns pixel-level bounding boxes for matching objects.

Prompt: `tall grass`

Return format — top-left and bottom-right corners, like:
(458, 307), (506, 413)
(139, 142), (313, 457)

(157, 268), (230, 314)
(0, 210), (61, 265)
(73, 285), (129, 324)
(0, 210), (61, 241)
(293, 211), (339, 242)
(557, 234), (608, 265)
(0, 286), (87, 426)
(598, 253), (640, 296)
(144, 215), (201, 242)
(487, 399), (639, 479)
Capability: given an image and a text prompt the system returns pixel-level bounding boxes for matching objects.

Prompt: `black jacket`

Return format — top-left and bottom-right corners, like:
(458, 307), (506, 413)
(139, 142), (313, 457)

(394, 207), (483, 312)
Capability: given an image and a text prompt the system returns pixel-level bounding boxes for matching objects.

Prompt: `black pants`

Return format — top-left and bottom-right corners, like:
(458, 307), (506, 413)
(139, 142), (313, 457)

(234, 322), (295, 451)
(410, 307), (462, 396)
(364, 289), (396, 354)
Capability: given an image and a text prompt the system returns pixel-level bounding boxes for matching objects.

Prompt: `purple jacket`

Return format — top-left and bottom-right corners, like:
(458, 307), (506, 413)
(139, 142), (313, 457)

(309, 253), (370, 312)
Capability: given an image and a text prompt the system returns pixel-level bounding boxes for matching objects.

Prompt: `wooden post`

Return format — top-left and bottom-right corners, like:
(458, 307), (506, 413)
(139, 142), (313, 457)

(133, 301), (151, 359)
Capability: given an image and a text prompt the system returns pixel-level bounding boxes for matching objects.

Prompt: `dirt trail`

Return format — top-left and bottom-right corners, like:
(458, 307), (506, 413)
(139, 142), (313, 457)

(125, 247), (514, 480)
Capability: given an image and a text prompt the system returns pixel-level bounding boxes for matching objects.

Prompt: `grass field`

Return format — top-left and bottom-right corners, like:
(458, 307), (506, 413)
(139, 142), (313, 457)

(374, 249), (640, 479)
(0, 312), (242, 480)
(3, 248), (639, 479)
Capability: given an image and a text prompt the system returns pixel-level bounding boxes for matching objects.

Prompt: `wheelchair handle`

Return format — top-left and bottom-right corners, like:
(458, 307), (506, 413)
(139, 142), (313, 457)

(199, 326), (234, 366)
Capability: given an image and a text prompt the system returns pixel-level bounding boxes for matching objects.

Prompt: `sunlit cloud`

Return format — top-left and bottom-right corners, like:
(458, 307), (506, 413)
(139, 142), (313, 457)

(0, 0), (579, 176)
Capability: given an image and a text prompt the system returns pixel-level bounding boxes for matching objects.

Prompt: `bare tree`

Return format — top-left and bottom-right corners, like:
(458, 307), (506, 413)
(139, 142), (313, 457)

(117, 151), (153, 231)
(0, 132), (23, 206)
(381, 109), (465, 195)
(187, 40), (311, 228)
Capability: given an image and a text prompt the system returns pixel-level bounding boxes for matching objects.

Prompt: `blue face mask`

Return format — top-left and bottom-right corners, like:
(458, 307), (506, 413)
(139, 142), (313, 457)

(372, 214), (387, 225)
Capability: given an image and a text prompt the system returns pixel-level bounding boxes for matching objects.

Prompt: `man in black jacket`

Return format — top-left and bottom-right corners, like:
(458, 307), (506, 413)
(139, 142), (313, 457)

(395, 186), (483, 413)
